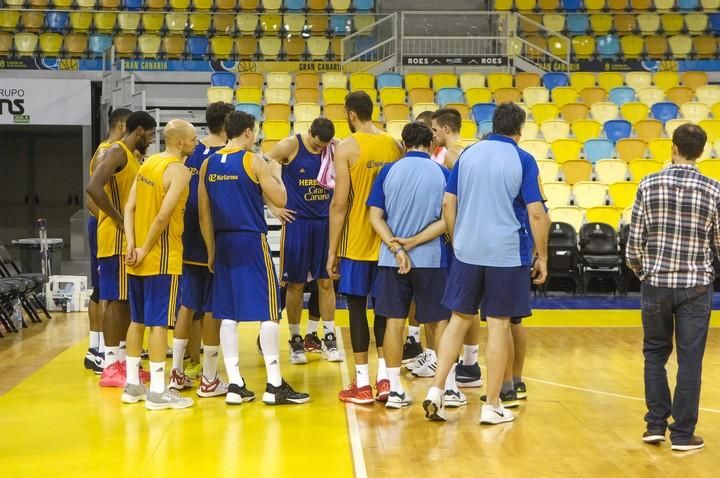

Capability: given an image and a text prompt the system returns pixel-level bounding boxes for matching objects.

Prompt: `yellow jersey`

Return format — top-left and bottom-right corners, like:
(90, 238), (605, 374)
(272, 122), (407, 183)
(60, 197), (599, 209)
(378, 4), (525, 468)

(340, 131), (401, 261)
(127, 153), (188, 277)
(88, 141), (113, 218)
(97, 141), (140, 258)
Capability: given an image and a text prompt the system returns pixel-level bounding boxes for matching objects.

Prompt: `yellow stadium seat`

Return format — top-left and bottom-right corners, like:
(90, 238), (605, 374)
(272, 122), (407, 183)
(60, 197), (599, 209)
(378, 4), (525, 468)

(516, 72), (541, 91)
(637, 13), (660, 35)
(236, 14), (259, 34)
(698, 159), (720, 181)
(307, 37), (329, 60)
(265, 104), (291, 121)
(118, 13), (141, 31)
(523, 87), (550, 108)
(598, 72), (624, 92)
(265, 87), (292, 105)
(207, 86), (234, 104)
(571, 35), (596, 60)
(625, 72), (652, 91)
(713, 104), (720, 121)
(572, 119), (602, 143)
(460, 73), (486, 92)
(187, 13), (211, 33)
(570, 73), (596, 92)
(653, 71), (679, 92)
(63, 32), (87, 57)
(265, 72), (291, 90)
(264, 0), (284, 11)
(666, 86), (694, 106)
(323, 87), (349, 105)
(487, 73), (513, 93)
(620, 35), (644, 60)
(494, 87), (521, 104)
(550, 207), (585, 232)
(322, 72), (347, 89)
(53, 0), (74, 6)
(170, 0), (191, 9)
(696, 86), (720, 108)
(661, 13), (684, 35)
(385, 120), (407, 141)
(323, 104), (346, 121)
(460, 120), (478, 140)
(608, 182), (637, 209)
(261, 140), (279, 154)
(262, 120), (291, 141)
(408, 88), (434, 105)
(39, 32), (62, 56)
(210, 35), (233, 59)
(295, 88), (320, 104)
(444, 103), (470, 119)
(383, 104), (410, 122)
(654, 0), (674, 9)
(238, 72), (263, 89)
(412, 103), (438, 119)
(562, 103), (590, 123)
(283, 14), (307, 34)
(543, 182), (572, 208)
(140, 13), (164, 33)
(495, 0), (513, 10)
(543, 14), (566, 33)
(628, 159), (663, 181)
(405, 73), (430, 91)
(532, 103), (560, 125)
(590, 102), (619, 123)
(194, 0), (214, 7)
(465, 88), (492, 106)
(294, 103), (321, 122)
(14, 32), (38, 56)
(350, 73), (374, 91)
(665, 119), (691, 137)
(113, 33), (136, 58)
(715, 140), (720, 158)
(699, 119), (720, 143)
(293, 120), (312, 135)
(166, 12), (188, 33)
(432, 73), (458, 92)
(380, 88), (405, 106)
(0, 11), (20, 31)
(283, 36), (305, 60)
(620, 102), (649, 124)
(594, 159), (629, 184)
(163, 35), (185, 58)
(258, 37), (281, 59)
(94, 12), (117, 32)
(648, 138), (672, 162)
(580, 88), (607, 109)
(236, 86), (262, 104)
(669, 35), (693, 59)
(617, 138), (647, 162)
(521, 121), (540, 141)
(76, 0), (96, 7)
(552, 87), (579, 108)
(260, 14), (282, 34)
(680, 102), (710, 123)
(138, 34), (161, 58)
(562, 160), (594, 185)
(586, 206), (622, 228)
(552, 139), (583, 163)
(537, 160), (560, 183)
(681, 71), (708, 91)
(573, 182), (608, 208)
(519, 139), (550, 160)
(541, 120), (571, 143)
(589, 13), (612, 35)
(634, 119), (663, 143)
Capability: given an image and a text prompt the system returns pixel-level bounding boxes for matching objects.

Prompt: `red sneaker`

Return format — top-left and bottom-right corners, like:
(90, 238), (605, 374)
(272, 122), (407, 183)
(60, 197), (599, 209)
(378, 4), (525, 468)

(99, 361), (126, 388)
(139, 366), (150, 383)
(375, 379), (390, 402)
(169, 368), (193, 390)
(338, 382), (374, 404)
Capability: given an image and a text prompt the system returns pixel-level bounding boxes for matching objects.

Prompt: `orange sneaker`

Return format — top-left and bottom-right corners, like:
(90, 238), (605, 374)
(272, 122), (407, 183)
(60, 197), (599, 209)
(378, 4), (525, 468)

(99, 361), (126, 388)
(375, 379), (390, 402)
(338, 382), (374, 404)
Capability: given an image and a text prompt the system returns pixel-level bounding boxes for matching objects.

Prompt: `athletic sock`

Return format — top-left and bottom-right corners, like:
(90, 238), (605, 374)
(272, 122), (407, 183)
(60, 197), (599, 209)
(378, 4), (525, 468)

(445, 363), (458, 392)
(105, 346), (119, 366)
(356, 364), (370, 388)
(126, 356), (141, 386)
(89, 331), (99, 350)
(377, 358), (388, 381)
(220, 320), (244, 386)
(462, 344), (478, 366)
(203, 345), (219, 381)
(501, 380), (515, 394)
(118, 341), (127, 362)
(307, 319), (319, 334)
(387, 367), (403, 394)
(98, 332), (105, 354)
(260, 321), (282, 387)
(323, 320), (335, 335)
(149, 361), (165, 394)
(513, 375), (522, 384)
(289, 323), (301, 337)
(171, 338), (188, 371)
(407, 326), (420, 341)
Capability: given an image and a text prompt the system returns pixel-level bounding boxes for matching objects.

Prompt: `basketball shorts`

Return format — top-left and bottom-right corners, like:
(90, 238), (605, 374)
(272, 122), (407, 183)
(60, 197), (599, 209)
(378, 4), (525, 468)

(87, 215), (99, 291)
(128, 274), (180, 328)
(280, 217), (330, 285)
(338, 258), (378, 297)
(180, 263), (213, 314)
(212, 231), (280, 323)
(442, 257), (531, 318)
(375, 267), (450, 323)
(98, 254), (128, 301)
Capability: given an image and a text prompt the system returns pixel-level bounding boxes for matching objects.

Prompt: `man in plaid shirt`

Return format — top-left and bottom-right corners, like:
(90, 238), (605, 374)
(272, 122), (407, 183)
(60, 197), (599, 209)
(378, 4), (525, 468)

(626, 123), (717, 452)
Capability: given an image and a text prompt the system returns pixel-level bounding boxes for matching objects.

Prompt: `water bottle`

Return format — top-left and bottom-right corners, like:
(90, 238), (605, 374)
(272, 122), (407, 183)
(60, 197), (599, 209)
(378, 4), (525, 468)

(13, 300), (23, 331)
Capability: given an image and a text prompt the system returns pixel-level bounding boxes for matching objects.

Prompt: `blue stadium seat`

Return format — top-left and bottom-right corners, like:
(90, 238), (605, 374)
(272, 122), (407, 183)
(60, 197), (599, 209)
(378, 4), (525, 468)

(88, 34), (113, 57)
(123, 0), (143, 10)
(353, 0), (375, 10)
(285, 0), (306, 11)
(472, 103), (496, 124)
(478, 120), (493, 136)
(437, 88), (464, 107)
(584, 139), (615, 163)
(377, 72), (403, 89)
(608, 87), (635, 106)
(211, 72), (236, 89)
(562, 0), (583, 12)
(235, 103), (262, 119)
(46, 12), (68, 32)
(596, 35), (620, 59)
(330, 15), (352, 36)
(566, 14), (589, 35)
(604, 120), (632, 143)
(677, 0), (698, 11)
(543, 73), (569, 91)
(709, 14), (720, 35)
(188, 36), (209, 58)
(651, 102), (679, 124)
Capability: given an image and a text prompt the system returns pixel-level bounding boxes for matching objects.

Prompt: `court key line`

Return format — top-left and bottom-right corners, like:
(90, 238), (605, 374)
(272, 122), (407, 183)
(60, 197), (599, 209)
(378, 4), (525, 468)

(337, 329), (369, 478)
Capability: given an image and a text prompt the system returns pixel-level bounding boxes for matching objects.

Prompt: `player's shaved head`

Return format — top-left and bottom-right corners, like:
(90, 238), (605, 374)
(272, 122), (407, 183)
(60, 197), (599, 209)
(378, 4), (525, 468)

(164, 119), (197, 157)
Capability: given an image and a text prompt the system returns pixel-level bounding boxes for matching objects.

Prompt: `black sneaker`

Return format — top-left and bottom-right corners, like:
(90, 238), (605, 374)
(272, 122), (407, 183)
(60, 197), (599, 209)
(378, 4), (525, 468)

(289, 334), (308, 364)
(515, 381), (527, 400)
(322, 332), (343, 362)
(481, 390), (519, 408)
(642, 430), (666, 444)
(402, 336), (423, 364)
(84, 348), (96, 370)
(456, 360), (483, 388)
(304, 332), (322, 353)
(671, 435), (704, 451)
(262, 380), (310, 405)
(225, 382), (255, 405)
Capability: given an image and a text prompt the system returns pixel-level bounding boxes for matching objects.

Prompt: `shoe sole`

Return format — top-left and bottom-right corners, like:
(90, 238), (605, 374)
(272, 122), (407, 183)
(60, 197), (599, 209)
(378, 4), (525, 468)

(480, 415), (515, 425)
(444, 401), (467, 408)
(671, 443), (704, 451)
(99, 381), (125, 388)
(262, 392), (310, 405)
(422, 399), (446, 421)
(457, 379), (484, 388)
(401, 356), (420, 364)
(385, 401), (410, 409)
(517, 392), (527, 399)
(168, 384), (193, 391)
(197, 389), (228, 398)
(145, 401), (193, 411)
(289, 356), (308, 365)
(643, 435), (666, 444)
(324, 355), (344, 362)
(121, 393), (146, 403)
(339, 396), (375, 405)
(411, 371), (436, 378)
(225, 394), (255, 405)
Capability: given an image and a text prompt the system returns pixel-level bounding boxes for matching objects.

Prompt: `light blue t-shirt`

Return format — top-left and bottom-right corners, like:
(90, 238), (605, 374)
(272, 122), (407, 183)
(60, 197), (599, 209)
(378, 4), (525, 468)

(446, 134), (544, 267)
(366, 151), (449, 268)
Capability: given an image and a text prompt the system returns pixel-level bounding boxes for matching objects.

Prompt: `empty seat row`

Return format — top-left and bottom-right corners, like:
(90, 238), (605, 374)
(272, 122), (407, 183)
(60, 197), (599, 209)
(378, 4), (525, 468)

(0, 0), (375, 11)
(496, 0), (718, 12)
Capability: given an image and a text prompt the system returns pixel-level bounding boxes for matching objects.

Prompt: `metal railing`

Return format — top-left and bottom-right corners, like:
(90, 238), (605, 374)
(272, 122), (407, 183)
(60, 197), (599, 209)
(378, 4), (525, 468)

(510, 13), (571, 74)
(341, 13), (397, 74)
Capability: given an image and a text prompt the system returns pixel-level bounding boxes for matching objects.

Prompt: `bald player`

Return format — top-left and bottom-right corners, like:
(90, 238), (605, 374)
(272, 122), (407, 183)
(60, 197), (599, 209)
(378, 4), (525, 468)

(121, 120), (196, 410)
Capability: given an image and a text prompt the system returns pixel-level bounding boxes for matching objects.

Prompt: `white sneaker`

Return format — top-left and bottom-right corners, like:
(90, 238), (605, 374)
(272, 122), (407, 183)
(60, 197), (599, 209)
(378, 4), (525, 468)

(385, 391), (412, 409)
(145, 389), (193, 411)
(121, 383), (147, 404)
(196, 375), (229, 398)
(405, 351), (427, 371)
(289, 335), (308, 365)
(411, 350), (437, 378)
(168, 368), (193, 391)
(321, 332), (344, 362)
(422, 386), (446, 421)
(444, 389), (467, 408)
(480, 403), (514, 425)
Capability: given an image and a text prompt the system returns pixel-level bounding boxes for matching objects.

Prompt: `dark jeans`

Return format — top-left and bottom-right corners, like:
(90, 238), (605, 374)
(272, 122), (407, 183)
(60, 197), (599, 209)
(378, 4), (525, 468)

(641, 283), (712, 442)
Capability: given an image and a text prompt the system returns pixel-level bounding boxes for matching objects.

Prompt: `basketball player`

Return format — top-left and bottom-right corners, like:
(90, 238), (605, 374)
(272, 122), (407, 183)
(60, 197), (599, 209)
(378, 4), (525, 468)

(87, 111), (157, 387)
(168, 102), (234, 396)
(198, 111), (310, 406)
(84, 107), (131, 374)
(327, 91), (403, 404)
(120, 119), (195, 409)
(265, 118), (343, 364)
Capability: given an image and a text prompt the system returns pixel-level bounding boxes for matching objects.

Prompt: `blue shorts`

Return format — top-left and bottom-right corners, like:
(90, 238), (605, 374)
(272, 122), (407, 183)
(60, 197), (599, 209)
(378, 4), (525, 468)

(98, 255), (128, 301)
(180, 263), (213, 314)
(128, 274), (180, 327)
(375, 267), (450, 323)
(338, 258), (378, 297)
(87, 215), (99, 290)
(212, 232), (281, 323)
(280, 217), (330, 284)
(442, 257), (531, 318)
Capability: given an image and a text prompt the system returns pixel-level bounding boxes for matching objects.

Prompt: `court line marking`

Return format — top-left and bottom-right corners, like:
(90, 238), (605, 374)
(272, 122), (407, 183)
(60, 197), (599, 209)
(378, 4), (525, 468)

(337, 328), (368, 478)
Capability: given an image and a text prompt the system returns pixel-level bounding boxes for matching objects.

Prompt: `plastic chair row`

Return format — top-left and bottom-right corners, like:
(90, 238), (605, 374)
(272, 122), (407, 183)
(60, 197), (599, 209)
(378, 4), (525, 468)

(497, 0), (718, 13)
(0, 0), (375, 11)
(539, 158), (668, 184)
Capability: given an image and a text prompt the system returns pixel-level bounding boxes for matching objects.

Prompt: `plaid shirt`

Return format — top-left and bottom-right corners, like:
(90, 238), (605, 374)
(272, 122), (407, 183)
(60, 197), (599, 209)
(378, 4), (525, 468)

(626, 164), (720, 288)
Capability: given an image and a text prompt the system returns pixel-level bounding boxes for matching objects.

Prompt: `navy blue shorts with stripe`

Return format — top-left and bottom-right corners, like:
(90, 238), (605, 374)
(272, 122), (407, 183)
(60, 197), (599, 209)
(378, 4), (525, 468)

(280, 217), (330, 284)
(87, 215), (99, 291)
(98, 254), (128, 301)
(212, 232), (281, 323)
(375, 267), (451, 323)
(338, 258), (378, 297)
(128, 274), (180, 328)
(442, 257), (531, 318)
(180, 263), (213, 314)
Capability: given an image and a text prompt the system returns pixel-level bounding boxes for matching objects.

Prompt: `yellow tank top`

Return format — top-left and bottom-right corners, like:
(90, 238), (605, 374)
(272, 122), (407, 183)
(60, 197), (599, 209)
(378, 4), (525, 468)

(88, 141), (112, 218)
(97, 141), (140, 258)
(340, 131), (401, 261)
(127, 153), (188, 276)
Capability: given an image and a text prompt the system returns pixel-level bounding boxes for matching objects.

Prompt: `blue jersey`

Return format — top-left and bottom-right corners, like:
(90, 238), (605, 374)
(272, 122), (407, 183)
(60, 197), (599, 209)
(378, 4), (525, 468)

(205, 148), (267, 234)
(282, 134), (331, 219)
(183, 141), (223, 264)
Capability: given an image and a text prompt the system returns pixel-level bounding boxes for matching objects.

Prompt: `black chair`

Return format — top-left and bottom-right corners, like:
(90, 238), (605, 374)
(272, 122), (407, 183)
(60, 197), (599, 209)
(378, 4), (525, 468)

(539, 222), (583, 296)
(580, 222), (625, 295)
(0, 241), (52, 322)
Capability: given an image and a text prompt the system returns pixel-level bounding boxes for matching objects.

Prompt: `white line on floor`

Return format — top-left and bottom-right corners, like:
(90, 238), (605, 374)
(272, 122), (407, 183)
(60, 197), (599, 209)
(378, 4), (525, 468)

(337, 328), (368, 478)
